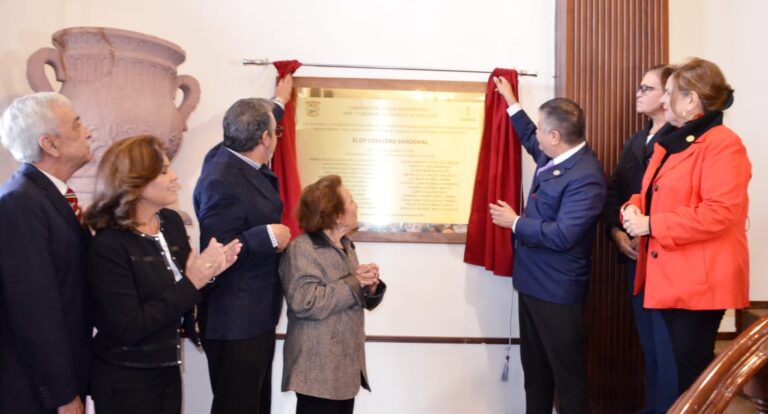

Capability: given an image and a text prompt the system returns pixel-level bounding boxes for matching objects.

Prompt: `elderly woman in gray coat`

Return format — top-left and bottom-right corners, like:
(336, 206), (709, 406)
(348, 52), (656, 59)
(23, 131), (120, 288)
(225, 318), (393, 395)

(279, 174), (386, 414)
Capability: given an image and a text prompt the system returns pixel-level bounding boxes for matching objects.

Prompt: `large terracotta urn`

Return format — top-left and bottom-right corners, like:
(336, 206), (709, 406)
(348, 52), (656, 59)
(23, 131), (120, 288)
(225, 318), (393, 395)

(26, 27), (201, 203)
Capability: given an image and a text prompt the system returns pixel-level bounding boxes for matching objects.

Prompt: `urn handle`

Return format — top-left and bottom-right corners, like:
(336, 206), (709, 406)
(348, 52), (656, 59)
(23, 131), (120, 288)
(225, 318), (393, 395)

(174, 74), (201, 123)
(26, 47), (66, 92)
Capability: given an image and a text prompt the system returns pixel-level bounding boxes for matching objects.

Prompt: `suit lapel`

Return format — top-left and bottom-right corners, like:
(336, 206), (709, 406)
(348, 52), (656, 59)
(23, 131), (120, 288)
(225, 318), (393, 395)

(633, 133), (649, 166)
(532, 146), (588, 191)
(652, 144), (698, 181)
(216, 151), (282, 209)
(651, 112), (722, 182)
(21, 164), (82, 233)
(630, 122), (652, 166)
(531, 157), (552, 192)
(259, 166), (280, 191)
(243, 166), (282, 208)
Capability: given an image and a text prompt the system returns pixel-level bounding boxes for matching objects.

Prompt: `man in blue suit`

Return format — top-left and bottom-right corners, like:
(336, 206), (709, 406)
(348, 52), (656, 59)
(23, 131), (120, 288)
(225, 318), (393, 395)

(490, 77), (606, 414)
(194, 96), (291, 414)
(0, 93), (92, 414)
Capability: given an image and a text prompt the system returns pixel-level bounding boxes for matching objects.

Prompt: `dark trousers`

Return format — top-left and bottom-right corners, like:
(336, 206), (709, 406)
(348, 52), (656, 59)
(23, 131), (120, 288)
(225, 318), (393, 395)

(202, 329), (276, 414)
(518, 292), (587, 414)
(628, 264), (678, 414)
(296, 393), (355, 414)
(90, 358), (181, 414)
(660, 308), (724, 396)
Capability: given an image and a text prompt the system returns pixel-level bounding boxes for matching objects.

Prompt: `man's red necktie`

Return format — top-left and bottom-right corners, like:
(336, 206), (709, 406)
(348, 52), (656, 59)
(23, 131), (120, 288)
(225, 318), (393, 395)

(64, 187), (84, 225)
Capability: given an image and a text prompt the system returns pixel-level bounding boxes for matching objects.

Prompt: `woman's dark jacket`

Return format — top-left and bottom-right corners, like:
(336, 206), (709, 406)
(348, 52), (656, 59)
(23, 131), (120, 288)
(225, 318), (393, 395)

(604, 121), (663, 261)
(87, 208), (201, 368)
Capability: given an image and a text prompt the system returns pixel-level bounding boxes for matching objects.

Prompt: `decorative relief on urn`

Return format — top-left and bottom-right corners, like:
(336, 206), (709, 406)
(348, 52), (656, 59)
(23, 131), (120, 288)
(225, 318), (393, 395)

(27, 27), (201, 203)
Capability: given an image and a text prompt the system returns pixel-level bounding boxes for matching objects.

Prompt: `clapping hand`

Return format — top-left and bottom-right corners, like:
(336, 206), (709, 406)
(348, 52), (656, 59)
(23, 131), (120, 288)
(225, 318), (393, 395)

(187, 237), (243, 289)
(57, 397), (83, 414)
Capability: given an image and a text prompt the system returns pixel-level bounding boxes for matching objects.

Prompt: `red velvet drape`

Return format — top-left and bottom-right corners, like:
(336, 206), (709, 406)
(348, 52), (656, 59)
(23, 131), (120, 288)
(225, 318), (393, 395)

(463, 69), (521, 276)
(272, 60), (303, 238)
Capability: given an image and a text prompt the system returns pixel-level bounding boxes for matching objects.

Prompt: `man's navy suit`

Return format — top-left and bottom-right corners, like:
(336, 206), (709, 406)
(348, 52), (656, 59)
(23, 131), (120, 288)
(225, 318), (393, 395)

(193, 101), (286, 413)
(509, 109), (606, 414)
(0, 164), (91, 413)
(194, 147), (283, 340)
(194, 141), (283, 413)
(510, 109), (606, 303)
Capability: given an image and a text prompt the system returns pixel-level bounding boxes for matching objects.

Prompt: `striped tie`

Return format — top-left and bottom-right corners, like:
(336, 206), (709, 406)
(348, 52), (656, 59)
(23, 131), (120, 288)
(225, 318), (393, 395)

(64, 187), (84, 225)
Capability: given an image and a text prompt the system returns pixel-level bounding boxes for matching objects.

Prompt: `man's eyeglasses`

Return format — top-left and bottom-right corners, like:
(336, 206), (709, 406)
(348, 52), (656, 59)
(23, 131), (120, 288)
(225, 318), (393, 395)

(637, 84), (656, 94)
(274, 126), (284, 139)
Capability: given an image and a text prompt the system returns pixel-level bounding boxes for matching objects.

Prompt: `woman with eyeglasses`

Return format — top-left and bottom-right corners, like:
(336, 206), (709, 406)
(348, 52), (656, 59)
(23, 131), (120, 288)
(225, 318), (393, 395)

(622, 58), (751, 399)
(604, 65), (677, 413)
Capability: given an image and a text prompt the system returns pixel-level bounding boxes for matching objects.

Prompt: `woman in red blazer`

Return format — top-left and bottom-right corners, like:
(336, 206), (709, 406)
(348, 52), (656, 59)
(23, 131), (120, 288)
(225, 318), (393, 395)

(622, 58), (751, 398)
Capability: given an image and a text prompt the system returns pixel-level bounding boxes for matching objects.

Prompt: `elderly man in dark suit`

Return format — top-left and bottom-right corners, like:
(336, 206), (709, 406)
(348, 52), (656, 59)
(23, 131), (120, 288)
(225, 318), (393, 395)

(490, 78), (607, 414)
(193, 93), (291, 414)
(0, 92), (92, 414)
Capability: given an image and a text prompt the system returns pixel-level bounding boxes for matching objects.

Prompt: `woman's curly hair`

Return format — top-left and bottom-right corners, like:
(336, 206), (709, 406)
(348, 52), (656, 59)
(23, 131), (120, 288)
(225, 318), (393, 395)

(297, 175), (345, 232)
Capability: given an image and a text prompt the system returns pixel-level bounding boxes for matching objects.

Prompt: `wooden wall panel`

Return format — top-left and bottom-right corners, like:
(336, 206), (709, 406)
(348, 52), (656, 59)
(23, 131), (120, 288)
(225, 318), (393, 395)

(555, 0), (668, 412)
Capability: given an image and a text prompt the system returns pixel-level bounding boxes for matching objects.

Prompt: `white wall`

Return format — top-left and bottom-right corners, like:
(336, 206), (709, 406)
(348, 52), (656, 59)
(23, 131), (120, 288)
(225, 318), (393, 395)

(669, 0), (768, 300)
(4, 1), (763, 411)
(0, 0), (554, 412)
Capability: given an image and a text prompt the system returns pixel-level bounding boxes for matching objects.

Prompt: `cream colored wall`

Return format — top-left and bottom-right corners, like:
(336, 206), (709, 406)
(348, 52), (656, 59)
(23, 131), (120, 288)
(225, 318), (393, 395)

(0, 0), (554, 412)
(669, 0), (768, 300)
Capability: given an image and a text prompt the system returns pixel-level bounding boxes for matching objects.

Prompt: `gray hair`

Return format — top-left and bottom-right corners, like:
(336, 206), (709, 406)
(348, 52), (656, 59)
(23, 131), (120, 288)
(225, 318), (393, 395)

(538, 97), (586, 145)
(0, 92), (72, 163)
(222, 98), (275, 153)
